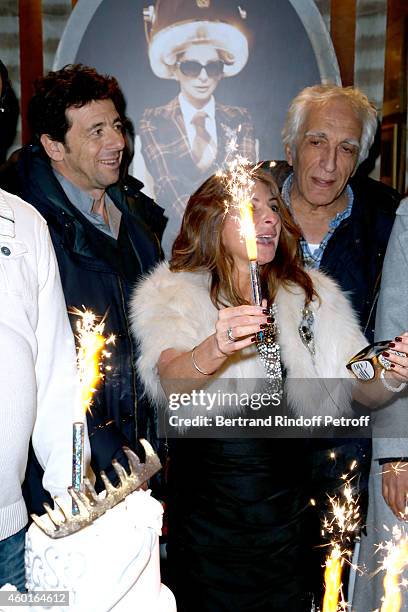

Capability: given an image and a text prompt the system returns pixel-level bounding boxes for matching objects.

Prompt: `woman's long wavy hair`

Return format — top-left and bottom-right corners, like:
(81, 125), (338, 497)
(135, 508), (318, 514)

(170, 167), (317, 308)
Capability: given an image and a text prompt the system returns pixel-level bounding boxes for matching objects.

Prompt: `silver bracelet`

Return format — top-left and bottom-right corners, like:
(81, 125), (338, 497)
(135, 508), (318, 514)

(191, 346), (215, 376)
(380, 367), (407, 393)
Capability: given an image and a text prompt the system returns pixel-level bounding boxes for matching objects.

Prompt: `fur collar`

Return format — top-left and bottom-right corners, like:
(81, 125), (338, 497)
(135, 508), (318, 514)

(130, 262), (367, 419)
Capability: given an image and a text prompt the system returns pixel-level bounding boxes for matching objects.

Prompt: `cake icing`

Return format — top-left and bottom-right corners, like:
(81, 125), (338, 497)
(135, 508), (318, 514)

(1, 490), (176, 612)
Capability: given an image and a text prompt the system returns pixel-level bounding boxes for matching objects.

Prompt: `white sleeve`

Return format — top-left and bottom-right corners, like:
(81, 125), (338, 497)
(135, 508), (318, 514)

(31, 218), (91, 499)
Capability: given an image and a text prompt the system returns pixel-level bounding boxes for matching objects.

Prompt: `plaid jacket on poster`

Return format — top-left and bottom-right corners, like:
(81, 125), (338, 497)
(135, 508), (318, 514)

(139, 96), (256, 254)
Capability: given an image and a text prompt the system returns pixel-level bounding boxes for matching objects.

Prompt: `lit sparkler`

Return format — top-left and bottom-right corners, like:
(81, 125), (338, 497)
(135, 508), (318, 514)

(74, 308), (114, 413)
(321, 470), (361, 611)
(71, 307), (114, 514)
(374, 462), (408, 611)
(377, 525), (408, 611)
(241, 193), (262, 306)
(218, 154), (262, 305)
(323, 544), (343, 612)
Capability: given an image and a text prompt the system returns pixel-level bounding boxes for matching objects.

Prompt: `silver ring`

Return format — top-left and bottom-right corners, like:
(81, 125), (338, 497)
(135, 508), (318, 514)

(379, 350), (407, 371)
(378, 354), (392, 370)
(227, 327), (237, 342)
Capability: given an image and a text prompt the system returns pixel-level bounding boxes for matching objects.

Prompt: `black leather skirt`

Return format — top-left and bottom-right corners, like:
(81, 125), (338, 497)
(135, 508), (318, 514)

(166, 438), (315, 612)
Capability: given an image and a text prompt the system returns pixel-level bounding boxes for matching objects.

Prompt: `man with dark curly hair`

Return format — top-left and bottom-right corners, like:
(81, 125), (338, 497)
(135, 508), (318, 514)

(4, 64), (166, 512)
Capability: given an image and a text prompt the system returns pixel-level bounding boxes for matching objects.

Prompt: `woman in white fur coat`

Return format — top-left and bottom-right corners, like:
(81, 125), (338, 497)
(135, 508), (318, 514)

(131, 169), (408, 612)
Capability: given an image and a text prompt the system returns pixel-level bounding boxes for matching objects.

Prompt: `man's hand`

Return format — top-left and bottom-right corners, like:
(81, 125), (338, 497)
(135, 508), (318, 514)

(382, 462), (408, 519)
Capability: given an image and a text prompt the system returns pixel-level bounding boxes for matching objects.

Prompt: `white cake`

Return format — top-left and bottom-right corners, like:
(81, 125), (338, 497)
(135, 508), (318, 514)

(1, 490), (176, 612)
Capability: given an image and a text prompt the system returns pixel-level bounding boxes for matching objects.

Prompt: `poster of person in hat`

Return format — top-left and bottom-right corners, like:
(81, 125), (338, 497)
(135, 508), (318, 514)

(139, 0), (256, 255)
(54, 0), (339, 258)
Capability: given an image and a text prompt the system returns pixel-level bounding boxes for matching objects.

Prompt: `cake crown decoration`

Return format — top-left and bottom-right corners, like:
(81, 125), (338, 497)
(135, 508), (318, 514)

(31, 440), (161, 539)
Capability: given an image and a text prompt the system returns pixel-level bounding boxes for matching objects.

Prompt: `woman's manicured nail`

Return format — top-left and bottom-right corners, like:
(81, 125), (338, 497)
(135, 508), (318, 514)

(260, 323), (268, 329)
(251, 335), (257, 342)
(389, 342), (396, 348)
(382, 351), (390, 357)
(262, 309), (269, 314)
(395, 337), (403, 342)
(267, 317), (273, 323)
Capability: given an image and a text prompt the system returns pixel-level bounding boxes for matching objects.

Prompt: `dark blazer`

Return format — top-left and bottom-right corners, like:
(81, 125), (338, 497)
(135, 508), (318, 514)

(139, 96), (256, 253)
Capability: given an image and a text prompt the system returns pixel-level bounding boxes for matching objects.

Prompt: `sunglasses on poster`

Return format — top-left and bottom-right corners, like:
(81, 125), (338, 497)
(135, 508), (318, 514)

(176, 60), (225, 78)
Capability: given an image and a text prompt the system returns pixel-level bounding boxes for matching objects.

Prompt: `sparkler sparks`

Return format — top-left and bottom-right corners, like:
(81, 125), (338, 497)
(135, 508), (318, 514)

(72, 307), (115, 414)
(218, 153), (263, 305)
(377, 525), (408, 612)
(323, 544), (343, 612)
(220, 154), (256, 252)
(70, 307), (115, 514)
(381, 461), (408, 479)
(321, 469), (361, 611)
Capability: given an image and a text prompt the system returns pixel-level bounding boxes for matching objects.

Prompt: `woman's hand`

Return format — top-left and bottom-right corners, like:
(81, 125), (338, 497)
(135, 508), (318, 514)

(354, 332), (408, 406)
(215, 299), (269, 357)
(158, 300), (270, 391)
(382, 462), (408, 520)
(381, 332), (408, 383)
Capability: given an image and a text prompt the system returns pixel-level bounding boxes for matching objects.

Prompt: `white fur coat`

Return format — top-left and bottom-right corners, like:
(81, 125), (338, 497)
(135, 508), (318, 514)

(130, 262), (367, 419)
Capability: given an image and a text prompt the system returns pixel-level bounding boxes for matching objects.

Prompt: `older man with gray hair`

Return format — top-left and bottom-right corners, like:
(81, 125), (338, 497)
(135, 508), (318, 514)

(278, 84), (400, 340)
(264, 83), (401, 604)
